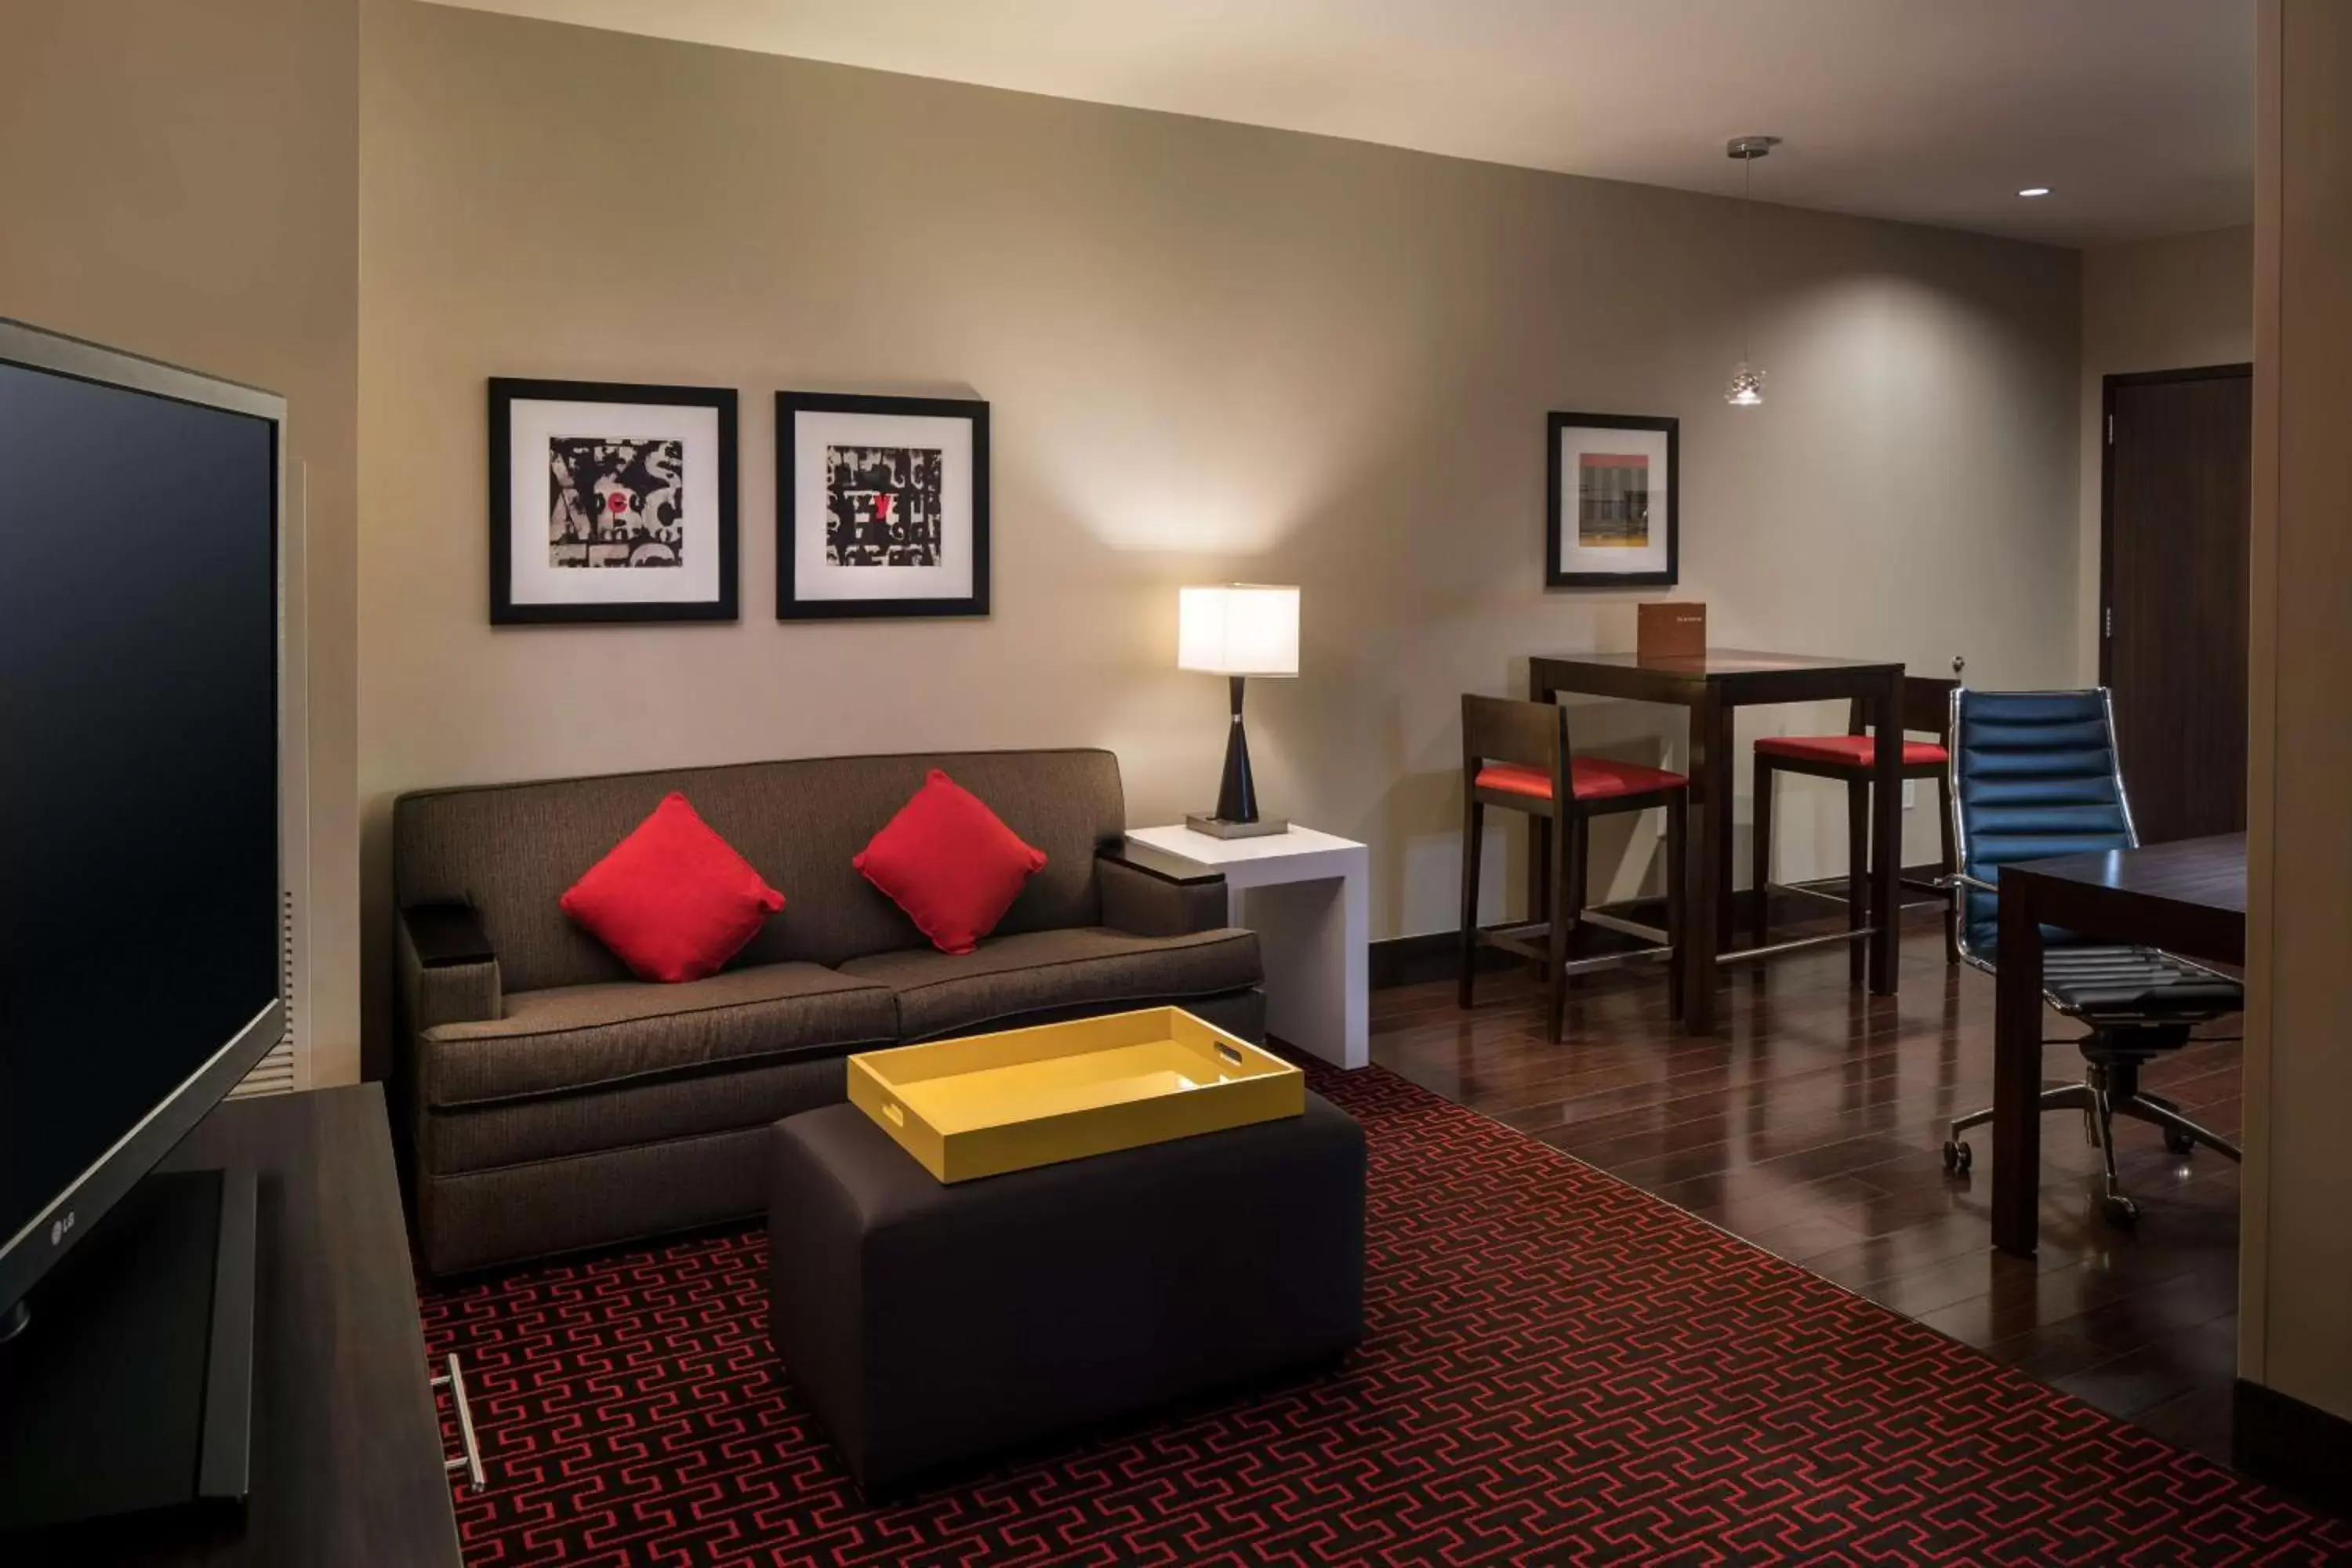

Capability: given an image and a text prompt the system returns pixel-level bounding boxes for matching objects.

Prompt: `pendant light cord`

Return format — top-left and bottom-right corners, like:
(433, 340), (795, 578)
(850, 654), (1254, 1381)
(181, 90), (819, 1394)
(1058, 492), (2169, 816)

(1741, 153), (1754, 361)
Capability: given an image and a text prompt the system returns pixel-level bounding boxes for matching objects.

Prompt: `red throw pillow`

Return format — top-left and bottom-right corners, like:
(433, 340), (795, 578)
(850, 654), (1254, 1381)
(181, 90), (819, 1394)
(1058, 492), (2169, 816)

(855, 769), (1048, 955)
(560, 793), (786, 983)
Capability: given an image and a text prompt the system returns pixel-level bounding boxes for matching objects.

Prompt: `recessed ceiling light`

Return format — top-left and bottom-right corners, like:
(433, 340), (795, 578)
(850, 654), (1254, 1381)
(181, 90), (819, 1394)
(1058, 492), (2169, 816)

(2018, 187), (2053, 198)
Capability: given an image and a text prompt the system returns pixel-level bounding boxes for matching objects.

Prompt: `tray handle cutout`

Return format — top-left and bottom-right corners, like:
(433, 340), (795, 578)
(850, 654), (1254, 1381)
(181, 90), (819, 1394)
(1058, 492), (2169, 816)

(882, 1100), (906, 1127)
(1214, 1042), (1244, 1067)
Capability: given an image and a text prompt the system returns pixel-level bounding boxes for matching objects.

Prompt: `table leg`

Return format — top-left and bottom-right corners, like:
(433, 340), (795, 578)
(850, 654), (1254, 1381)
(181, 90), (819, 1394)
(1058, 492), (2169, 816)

(1710, 700), (1737, 960)
(1991, 877), (2045, 1255)
(1529, 818), (1553, 934)
(1868, 674), (1902, 995)
(1241, 870), (1370, 1071)
(1526, 674), (1558, 937)
(1682, 690), (1726, 1033)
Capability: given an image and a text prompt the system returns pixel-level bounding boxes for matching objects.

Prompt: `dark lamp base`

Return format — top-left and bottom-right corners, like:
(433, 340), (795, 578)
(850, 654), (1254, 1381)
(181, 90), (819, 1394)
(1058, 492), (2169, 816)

(1185, 813), (1289, 840)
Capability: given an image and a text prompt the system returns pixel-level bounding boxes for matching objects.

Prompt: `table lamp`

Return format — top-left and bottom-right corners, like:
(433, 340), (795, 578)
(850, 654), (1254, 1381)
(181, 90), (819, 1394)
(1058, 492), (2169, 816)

(1178, 583), (1299, 838)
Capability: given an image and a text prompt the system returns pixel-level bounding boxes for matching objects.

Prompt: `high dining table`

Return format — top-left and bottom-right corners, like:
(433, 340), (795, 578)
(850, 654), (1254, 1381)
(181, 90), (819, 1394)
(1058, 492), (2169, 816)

(1989, 833), (2248, 1257)
(1529, 648), (1907, 1034)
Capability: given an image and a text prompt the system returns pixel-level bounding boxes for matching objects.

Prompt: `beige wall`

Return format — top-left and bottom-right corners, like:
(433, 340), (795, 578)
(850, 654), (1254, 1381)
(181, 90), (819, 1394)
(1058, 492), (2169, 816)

(3, 0), (363, 1083)
(2242, 0), (2352, 1424)
(358, 2), (2081, 1069)
(2075, 227), (2253, 678)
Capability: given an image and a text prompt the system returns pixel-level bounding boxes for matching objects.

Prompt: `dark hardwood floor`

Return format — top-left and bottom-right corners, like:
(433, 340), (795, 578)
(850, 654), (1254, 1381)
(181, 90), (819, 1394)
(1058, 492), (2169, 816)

(1370, 910), (2245, 1465)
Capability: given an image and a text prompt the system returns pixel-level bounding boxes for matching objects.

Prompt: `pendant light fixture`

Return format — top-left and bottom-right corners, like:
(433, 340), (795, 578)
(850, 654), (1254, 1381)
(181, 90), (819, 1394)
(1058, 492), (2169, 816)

(1725, 135), (1780, 407)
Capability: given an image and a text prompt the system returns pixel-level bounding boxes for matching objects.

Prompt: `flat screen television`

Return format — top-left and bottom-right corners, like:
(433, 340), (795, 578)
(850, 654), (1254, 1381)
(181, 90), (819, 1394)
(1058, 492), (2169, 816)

(0, 318), (285, 1342)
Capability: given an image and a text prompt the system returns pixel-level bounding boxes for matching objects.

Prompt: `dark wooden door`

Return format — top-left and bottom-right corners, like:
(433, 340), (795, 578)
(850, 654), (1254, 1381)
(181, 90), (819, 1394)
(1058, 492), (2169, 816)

(2102, 365), (2252, 844)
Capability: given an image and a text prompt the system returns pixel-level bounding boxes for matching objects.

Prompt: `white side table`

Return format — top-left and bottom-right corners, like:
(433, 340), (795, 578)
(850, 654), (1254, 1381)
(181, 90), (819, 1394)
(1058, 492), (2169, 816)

(1123, 824), (1370, 1070)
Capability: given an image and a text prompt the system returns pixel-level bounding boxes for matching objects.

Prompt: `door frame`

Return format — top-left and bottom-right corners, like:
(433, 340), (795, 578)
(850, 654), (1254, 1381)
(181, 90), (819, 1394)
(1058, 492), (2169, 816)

(2098, 361), (2253, 685)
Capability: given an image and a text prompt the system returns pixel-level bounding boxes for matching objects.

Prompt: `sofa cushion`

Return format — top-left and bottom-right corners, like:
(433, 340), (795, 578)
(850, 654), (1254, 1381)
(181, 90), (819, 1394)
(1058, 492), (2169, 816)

(419, 961), (897, 1109)
(854, 769), (1047, 956)
(560, 791), (786, 982)
(837, 927), (1261, 1042)
(419, 1054), (847, 1176)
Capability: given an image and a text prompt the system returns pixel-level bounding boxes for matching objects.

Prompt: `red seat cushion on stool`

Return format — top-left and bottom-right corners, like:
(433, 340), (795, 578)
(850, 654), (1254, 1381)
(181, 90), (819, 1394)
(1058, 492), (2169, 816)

(1475, 758), (1690, 802)
(1754, 735), (1949, 769)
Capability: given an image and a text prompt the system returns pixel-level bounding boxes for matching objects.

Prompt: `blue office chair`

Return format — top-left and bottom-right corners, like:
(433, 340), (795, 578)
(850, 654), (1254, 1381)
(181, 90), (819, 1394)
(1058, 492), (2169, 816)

(1940, 688), (2241, 1227)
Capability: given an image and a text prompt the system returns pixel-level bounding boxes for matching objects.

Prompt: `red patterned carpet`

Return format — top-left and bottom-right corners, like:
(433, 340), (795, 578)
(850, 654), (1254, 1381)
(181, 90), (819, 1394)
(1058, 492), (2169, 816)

(419, 1066), (2348, 1566)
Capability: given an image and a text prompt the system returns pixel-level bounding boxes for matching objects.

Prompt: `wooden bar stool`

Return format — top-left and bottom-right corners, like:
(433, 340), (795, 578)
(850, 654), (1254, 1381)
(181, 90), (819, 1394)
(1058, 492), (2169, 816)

(1459, 695), (1690, 1042)
(1749, 662), (1963, 975)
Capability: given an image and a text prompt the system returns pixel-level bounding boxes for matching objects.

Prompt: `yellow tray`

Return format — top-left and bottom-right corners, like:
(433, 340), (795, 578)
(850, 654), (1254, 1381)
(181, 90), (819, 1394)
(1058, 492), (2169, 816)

(847, 1007), (1304, 1182)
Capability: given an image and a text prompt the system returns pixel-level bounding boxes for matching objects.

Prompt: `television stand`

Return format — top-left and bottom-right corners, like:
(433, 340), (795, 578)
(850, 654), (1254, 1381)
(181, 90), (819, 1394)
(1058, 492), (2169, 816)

(0, 1298), (27, 1344)
(0, 1085), (460, 1566)
(0, 1169), (257, 1532)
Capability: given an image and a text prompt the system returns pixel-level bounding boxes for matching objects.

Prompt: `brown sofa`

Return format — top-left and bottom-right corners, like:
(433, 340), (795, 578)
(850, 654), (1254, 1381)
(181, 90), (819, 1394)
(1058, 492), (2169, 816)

(393, 749), (1263, 1276)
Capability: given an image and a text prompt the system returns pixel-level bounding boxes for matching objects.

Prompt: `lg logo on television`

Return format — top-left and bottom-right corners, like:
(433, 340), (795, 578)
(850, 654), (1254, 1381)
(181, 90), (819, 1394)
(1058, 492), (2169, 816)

(49, 1210), (75, 1247)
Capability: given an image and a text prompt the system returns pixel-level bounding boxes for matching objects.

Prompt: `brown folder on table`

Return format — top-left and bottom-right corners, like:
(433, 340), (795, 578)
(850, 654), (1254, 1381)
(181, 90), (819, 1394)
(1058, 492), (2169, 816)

(1637, 602), (1706, 659)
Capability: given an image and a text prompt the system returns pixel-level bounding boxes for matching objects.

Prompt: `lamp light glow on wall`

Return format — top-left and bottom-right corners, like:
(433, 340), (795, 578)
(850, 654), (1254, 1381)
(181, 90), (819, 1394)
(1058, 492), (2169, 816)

(1725, 135), (1781, 407)
(1178, 584), (1298, 839)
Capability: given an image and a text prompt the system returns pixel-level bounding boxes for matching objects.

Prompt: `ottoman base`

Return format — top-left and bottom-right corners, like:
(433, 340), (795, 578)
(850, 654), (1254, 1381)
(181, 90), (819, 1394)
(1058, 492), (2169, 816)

(768, 1092), (1367, 1493)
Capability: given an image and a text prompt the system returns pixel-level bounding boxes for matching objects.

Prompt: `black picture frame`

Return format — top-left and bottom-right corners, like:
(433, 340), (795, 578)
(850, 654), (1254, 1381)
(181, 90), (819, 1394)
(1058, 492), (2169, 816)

(488, 377), (739, 625)
(1545, 411), (1679, 589)
(775, 390), (991, 621)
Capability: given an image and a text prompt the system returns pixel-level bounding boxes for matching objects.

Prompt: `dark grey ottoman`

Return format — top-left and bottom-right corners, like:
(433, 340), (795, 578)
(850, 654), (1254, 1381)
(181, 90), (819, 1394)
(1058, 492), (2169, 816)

(767, 1092), (1366, 1493)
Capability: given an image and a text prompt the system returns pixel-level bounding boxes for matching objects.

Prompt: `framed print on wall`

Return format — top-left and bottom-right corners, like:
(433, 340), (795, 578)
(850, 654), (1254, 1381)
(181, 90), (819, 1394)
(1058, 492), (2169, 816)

(1546, 411), (1679, 588)
(776, 390), (990, 620)
(489, 378), (739, 624)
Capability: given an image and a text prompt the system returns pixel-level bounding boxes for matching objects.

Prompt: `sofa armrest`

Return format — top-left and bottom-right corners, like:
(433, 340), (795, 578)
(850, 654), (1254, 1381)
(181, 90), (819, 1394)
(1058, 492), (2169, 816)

(404, 902), (496, 968)
(397, 904), (502, 1034)
(1097, 847), (1229, 938)
(394, 906), (501, 1210)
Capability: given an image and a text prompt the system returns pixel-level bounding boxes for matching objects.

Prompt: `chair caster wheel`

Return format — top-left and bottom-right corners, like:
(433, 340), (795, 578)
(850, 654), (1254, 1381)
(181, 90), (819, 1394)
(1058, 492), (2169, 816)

(1942, 1140), (1972, 1176)
(2164, 1129), (2196, 1157)
(2102, 1194), (2140, 1228)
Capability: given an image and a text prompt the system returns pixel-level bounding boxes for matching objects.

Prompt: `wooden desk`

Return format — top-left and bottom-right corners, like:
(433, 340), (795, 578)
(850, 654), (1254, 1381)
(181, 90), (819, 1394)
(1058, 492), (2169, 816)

(1530, 648), (1906, 1033)
(34, 1086), (463, 1566)
(1991, 833), (2248, 1256)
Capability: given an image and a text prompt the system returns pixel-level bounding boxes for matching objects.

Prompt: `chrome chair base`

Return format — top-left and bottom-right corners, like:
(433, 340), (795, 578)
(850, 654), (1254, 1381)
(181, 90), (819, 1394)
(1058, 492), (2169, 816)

(1942, 1058), (2241, 1227)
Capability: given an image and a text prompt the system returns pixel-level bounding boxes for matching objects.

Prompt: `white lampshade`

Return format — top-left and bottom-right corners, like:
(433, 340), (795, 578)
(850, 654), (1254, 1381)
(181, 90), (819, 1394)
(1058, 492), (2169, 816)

(1177, 584), (1299, 677)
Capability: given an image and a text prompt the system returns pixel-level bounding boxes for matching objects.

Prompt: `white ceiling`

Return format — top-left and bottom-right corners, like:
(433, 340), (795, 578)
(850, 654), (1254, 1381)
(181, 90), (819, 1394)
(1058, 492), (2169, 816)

(428, 0), (2252, 248)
